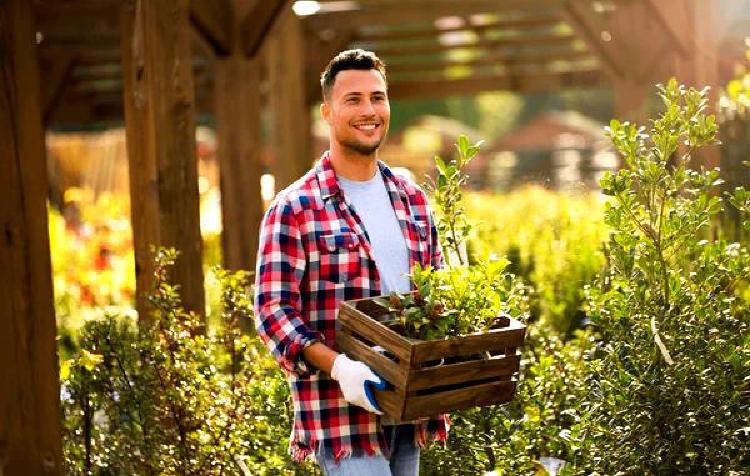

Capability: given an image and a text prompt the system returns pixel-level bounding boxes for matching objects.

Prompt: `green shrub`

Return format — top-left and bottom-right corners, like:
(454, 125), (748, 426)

(572, 80), (750, 474)
(61, 249), (315, 475)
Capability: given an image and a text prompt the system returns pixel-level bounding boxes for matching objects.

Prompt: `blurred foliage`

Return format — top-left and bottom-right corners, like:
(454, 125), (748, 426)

(61, 249), (317, 475)
(465, 187), (607, 336)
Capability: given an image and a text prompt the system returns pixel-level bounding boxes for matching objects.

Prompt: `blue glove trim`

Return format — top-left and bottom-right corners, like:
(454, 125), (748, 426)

(364, 372), (387, 412)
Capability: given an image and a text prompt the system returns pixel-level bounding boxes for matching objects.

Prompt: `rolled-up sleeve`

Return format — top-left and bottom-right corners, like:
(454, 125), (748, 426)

(253, 199), (322, 378)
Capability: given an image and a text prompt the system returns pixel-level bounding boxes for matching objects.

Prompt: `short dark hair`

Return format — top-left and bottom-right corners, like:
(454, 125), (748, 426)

(320, 49), (387, 100)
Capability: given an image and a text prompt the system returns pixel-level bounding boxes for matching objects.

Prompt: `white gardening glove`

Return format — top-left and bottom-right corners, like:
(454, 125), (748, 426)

(330, 354), (385, 415)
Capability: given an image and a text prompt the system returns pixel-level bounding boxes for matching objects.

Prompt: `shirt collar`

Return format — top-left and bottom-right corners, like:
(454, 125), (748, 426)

(315, 150), (408, 202)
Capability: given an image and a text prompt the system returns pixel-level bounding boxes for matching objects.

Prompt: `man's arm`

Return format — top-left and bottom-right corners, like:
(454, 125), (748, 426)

(302, 342), (338, 375)
(253, 199), (323, 377)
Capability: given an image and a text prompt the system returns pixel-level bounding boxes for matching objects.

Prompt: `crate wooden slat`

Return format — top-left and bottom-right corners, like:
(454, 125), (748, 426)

(408, 353), (520, 390)
(402, 381), (516, 421)
(337, 296), (526, 421)
(412, 322), (525, 364)
(336, 330), (408, 384)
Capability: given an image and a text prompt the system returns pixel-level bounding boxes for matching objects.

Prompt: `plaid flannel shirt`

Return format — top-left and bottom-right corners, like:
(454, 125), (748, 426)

(254, 151), (449, 462)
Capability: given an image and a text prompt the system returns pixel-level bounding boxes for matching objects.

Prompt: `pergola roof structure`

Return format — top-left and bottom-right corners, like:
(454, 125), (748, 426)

(305, 0), (603, 101)
(34, 0), (614, 127)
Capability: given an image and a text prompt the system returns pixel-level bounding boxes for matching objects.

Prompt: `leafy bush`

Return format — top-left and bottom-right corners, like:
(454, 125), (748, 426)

(572, 80), (750, 474)
(61, 249), (315, 475)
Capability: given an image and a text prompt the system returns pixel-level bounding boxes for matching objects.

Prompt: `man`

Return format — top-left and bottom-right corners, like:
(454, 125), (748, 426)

(254, 49), (447, 475)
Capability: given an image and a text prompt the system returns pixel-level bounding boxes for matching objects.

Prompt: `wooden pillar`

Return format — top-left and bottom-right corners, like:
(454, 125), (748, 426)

(214, 1), (264, 272)
(120, 0), (205, 318)
(613, 78), (650, 125)
(673, 1), (720, 168)
(266, 7), (312, 191)
(0, 0), (64, 474)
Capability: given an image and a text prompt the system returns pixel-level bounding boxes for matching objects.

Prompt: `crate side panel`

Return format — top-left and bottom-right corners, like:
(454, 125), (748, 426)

(412, 322), (525, 364)
(339, 302), (414, 362)
(336, 330), (409, 388)
(408, 354), (520, 391)
(402, 380), (516, 420)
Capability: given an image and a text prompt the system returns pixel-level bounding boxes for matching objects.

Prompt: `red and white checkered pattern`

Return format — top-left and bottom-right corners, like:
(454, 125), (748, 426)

(254, 151), (448, 462)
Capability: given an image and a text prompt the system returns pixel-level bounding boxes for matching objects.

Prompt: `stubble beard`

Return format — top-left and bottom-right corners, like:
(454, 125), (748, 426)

(340, 137), (383, 156)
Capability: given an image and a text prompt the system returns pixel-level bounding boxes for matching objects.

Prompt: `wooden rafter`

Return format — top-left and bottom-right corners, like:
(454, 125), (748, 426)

(370, 33), (577, 58)
(306, 29), (360, 104)
(306, 0), (562, 30)
(357, 15), (563, 43)
(241, 0), (291, 58)
(386, 48), (593, 74)
(40, 52), (78, 124)
(644, 0), (691, 58)
(561, 0), (626, 80)
(387, 68), (603, 99)
(189, 0), (233, 56)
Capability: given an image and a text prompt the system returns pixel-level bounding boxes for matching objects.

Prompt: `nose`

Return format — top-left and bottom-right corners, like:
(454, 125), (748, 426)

(359, 98), (376, 116)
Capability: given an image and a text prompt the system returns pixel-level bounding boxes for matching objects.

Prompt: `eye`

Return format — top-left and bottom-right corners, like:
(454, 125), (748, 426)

(346, 97), (358, 104)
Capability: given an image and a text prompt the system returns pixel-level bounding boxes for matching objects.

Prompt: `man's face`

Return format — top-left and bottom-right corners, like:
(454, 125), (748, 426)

(322, 69), (390, 156)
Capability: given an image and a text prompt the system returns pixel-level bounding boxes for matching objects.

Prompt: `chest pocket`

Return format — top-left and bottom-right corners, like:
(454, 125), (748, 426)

(316, 231), (361, 283)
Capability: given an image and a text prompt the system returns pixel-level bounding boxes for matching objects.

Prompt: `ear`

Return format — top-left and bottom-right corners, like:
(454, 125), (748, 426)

(320, 101), (332, 125)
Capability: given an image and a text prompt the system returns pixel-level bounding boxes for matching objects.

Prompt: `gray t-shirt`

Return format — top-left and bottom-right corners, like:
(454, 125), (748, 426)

(339, 171), (411, 294)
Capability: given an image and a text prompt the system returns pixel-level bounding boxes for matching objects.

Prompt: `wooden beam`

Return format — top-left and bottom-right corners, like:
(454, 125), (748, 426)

(189, 0), (233, 56)
(644, 0), (691, 57)
(40, 52), (79, 125)
(386, 48), (593, 75)
(241, 0), (291, 58)
(561, 0), (627, 80)
(120, 0), (205, 319)
(387, 68), (603, 100)
(0, 0), (64, 474)
(306, 29), (359, 105)
(306, 0), (562, 30)
(357, 15), (563, 43)
(370, 33), (577, 58)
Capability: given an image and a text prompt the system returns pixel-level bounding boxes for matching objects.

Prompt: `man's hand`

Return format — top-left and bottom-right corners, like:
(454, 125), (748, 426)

(330, 354), (385, 414)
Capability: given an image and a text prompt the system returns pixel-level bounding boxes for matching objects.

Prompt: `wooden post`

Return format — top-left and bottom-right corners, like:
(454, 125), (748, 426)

(613, 78), (650, 125)
(120, 0), (205, 318)
(214, 0), (264, 272)
(266, 7), (312, 191)
(0, 0), (64, 474)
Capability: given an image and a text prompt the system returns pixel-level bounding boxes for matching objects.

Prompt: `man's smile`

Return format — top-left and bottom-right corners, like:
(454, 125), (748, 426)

(352, 122), (381, 133)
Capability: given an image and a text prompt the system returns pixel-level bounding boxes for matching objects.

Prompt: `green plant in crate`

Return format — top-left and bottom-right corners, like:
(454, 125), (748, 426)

(572, 80), (750, 474)
(374, 136), (529, 340)
(375, 259), (527, 340)
(426, 134), (480, 266)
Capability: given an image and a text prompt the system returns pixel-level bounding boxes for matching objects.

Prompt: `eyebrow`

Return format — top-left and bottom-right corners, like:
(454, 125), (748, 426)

(343, 91), (387, 98)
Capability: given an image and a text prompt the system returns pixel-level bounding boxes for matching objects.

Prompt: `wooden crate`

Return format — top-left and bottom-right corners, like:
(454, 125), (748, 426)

(336, 296), (526, 422)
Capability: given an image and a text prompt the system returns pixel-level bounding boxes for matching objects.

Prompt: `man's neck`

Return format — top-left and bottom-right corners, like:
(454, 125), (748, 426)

(328, 143), (379, 181)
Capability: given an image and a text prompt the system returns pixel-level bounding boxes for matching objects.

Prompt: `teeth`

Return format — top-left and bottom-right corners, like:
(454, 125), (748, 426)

(356, 124), (377, 130)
